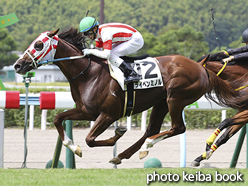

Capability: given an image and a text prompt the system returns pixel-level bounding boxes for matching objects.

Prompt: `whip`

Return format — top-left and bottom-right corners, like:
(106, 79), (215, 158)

(210, 8), (221, 51)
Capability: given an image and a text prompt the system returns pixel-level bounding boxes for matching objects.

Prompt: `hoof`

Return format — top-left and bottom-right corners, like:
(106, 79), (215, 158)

(139, 150), (149, 160)
(190, 161), (200, 167)
(206, 151), (213, 160)
(115, 127), (127, 136)
(109, 157), (122, 165)
(75, 145), (82, 157)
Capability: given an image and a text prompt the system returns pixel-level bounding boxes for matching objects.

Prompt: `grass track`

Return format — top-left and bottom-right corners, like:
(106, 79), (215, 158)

(0, 168), (247, 186)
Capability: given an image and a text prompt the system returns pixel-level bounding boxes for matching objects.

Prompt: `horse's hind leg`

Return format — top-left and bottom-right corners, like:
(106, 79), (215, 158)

(192, 124), (245, 167)
(139, 98), (186, 159)
(204, 117), (236, 153)
(85, 112), (126, 147)
(109, 99), (168, 165)
(191, 110), (248, 167)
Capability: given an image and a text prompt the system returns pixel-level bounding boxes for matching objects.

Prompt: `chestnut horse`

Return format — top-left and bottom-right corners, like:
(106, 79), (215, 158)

(13, 28), (242, 165)
(191, 54), (248, 167)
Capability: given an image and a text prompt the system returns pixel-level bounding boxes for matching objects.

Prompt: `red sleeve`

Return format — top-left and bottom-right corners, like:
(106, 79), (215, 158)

(103, 40), (112, 50)
(95, 40), (103, 48)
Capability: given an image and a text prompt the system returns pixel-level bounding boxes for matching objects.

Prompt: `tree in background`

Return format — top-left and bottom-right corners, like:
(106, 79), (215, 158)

(2, 0), (248, 53)
(0, 28), (19, 69)
(137, 25), (209, 61)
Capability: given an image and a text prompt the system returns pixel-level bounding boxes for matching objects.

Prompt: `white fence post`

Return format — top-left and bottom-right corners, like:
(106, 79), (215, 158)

(127, 116), (132, 131)
(222, 110), (226, 121)
(90, 121), (94, 128)
(0, 109), (4, 168)
(141, 110), (147, 131)
(29, 105), (34, 130)
(41, 109), (47, 130)
(180, 111), (186, 167)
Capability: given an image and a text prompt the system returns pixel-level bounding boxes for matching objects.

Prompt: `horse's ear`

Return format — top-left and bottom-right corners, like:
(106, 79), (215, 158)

(48, 28), (60, 37)
(199, 54), (210, 67)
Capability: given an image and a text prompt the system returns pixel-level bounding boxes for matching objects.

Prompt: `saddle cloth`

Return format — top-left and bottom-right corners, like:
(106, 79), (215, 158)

(108, 57), (163, 91)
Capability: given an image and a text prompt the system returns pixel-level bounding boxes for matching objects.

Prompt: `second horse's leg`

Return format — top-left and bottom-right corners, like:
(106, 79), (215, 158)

(191, 110), (248, 167)
(192, 124), (245, 167)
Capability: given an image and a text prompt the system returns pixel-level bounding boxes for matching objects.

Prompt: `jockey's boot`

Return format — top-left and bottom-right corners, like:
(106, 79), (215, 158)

(119, 61), (140, 83)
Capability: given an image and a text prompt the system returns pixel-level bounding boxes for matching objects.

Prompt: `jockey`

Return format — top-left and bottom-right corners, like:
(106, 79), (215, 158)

(222, 28), (248, 63)
(79, 17), (144, 83)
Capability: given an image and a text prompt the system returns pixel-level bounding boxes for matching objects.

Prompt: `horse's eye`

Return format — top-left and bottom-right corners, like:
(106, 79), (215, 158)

(34, 41), (44, 51)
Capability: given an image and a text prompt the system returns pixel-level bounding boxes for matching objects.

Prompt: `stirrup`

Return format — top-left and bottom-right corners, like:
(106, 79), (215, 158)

(124, 75), (140, 83)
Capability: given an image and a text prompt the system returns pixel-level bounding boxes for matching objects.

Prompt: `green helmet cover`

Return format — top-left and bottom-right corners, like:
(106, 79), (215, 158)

(79, 17), (99, 32)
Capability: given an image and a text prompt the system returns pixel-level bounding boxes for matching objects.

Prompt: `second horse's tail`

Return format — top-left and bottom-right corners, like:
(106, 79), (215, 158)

(205, 68), (239, 109)
(205, 67), (248, 110)
(200, 54), (248, 110)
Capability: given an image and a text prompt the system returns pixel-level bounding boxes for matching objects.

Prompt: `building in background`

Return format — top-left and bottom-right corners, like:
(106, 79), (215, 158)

(0, 65), (66, 83)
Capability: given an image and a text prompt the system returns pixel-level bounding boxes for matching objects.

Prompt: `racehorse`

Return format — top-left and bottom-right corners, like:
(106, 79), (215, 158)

(13, 28), (243, 165)
(191, 54), (248, 167)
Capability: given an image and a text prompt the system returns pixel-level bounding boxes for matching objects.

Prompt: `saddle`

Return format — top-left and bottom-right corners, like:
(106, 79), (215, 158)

(120, 54), (150, 63)
(108, 54), (163, 117)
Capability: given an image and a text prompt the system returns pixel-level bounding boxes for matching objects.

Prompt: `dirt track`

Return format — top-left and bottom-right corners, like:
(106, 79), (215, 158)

(3, 128), (247, 169)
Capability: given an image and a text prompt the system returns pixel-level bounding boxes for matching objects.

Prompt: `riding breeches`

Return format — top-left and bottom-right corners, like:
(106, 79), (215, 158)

(109, 32), (144, 67)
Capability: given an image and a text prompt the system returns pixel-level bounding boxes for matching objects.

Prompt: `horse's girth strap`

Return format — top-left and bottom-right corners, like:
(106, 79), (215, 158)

(123, 83), (136, 117)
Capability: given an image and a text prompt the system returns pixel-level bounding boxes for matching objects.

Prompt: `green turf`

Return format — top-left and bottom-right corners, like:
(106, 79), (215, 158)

(0, 168), (247, 186)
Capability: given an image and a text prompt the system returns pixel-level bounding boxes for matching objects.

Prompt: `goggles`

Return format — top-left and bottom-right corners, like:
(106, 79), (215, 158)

(84, 29), (94, 36)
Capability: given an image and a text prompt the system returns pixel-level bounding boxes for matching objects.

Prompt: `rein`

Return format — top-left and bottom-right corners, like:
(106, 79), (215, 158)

(216, 61), (227, 76)
(38, 55), (91, 82)
(37, 55), (86, 65)
(69, 57), (91, 82)
(235, 85), (248, 91)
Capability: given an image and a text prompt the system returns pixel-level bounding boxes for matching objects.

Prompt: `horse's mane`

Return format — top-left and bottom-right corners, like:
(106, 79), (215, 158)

(58, 27), (88, 51)
(58, 27), (108, 66)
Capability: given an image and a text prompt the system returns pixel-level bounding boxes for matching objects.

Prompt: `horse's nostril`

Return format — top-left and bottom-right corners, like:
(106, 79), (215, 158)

(14, 64), (21, 71)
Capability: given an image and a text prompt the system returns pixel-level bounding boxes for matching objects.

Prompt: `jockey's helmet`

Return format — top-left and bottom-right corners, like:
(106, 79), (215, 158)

(242, 28), (248, 43)
(79, 17), (99, 33)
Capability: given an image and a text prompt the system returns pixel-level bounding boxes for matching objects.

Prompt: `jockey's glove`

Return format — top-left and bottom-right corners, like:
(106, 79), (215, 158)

(83, 49), (91, 56)
(222, 56), (234, 63)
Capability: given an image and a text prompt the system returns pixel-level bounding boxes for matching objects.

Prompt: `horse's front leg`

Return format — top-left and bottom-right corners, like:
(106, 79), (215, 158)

(85, 112), (126, 147)
(54, 108), (93, 157)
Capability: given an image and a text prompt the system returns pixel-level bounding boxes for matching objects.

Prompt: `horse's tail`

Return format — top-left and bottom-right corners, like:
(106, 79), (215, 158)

(198, 54), (238, 108)
(205, 68), (244, 109)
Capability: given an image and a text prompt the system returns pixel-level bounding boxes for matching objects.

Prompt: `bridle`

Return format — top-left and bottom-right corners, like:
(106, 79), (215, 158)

(22, 32), (58, 69)
(19, 31), (91, 82)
